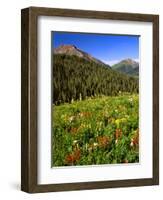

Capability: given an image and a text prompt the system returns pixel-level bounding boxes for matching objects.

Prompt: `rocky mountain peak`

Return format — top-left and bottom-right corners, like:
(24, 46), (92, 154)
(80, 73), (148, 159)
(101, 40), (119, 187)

(54, 45), (109, 67)
(112, 58), (139, 76)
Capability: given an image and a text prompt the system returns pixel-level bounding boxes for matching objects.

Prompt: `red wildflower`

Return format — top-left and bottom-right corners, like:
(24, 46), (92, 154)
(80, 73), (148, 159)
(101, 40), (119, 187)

(70, 127), (78, 134)
(65, 149), (81, 165)
(115, 128), (122, 140)
(97, 136), (109, 148)
(130, 129), (139, 147)
(79, 112), (92, 118)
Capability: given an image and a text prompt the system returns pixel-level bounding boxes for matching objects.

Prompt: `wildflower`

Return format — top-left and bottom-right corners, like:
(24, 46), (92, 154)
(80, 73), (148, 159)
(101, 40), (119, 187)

(115, 119), (120, 128)
(79, 112), (83, 117)
(97, 136), (109, 148)
(115, 128), (122, 140)
(129, 98), (133, 102)
(88, 142), (98, 152)
(78, 112), (91, 118)
(130, 129), (139, 147)
(70, 127), (78, 134)
(130, 139), (134, 147)
(69, 116), (75, 123)
(115, 118), (127, 128)
(93, 142), (98, 147)
(73, 140), (78, 145)
(131, 136), (139, 147)
(65, 154), (74, 165)
(65, 149), (81, 165)
(74, 149), (81, 160)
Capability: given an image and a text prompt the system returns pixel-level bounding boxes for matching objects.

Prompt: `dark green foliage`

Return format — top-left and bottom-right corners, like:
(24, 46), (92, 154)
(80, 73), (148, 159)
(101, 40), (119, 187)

(53, 54), (139, 104)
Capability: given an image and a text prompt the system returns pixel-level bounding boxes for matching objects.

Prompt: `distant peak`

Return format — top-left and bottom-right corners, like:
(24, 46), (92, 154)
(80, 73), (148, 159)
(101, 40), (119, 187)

(125, 58), (133, 62)
(112, 57), (139, 76)
(120, 58), (138, 64)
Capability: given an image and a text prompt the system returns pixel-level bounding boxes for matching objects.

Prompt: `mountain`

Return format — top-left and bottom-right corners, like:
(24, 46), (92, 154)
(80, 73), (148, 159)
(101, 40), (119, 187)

(54, 45), (108, 67)
(53, 47), (139, 104)
(112, 59), (139, 77)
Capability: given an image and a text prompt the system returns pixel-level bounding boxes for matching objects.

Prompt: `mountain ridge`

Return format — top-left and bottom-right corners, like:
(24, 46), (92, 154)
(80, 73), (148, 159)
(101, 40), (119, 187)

(54, 45), (139, 77)
(112, 58), (139, 77)
(54, 44), (109, 67)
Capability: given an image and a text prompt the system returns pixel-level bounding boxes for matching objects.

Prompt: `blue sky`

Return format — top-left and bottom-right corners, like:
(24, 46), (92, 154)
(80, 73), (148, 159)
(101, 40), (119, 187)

(52, 32), (139, 65)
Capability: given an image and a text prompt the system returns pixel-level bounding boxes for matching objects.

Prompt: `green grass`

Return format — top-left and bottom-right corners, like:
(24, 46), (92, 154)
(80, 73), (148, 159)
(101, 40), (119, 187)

(52, 93), (139, 167)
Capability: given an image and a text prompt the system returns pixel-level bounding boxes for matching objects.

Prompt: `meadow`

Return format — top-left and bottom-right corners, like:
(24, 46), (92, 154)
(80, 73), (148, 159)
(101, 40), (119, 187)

(52, 93), (139, 167)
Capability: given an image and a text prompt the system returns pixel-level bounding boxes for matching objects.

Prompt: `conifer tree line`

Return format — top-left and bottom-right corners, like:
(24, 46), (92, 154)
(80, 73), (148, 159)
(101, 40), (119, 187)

(53, 54), (139, 104)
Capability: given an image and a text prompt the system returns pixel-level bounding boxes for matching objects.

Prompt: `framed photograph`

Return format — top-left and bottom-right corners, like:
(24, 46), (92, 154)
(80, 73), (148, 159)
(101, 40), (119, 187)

(21, 7), (159, 193)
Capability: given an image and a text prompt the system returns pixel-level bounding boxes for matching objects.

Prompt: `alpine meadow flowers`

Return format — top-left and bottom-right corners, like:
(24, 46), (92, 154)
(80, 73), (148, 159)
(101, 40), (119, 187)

(52, 94), (139, 166)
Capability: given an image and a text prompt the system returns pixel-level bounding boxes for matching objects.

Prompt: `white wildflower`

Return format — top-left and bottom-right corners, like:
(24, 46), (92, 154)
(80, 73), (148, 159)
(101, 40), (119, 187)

(69, 116), (75, 122)
(129, 98), (133, 102)
(93, 142), (98, 147)
(73, 140), (78, 145)
(130, 138), (134, 147)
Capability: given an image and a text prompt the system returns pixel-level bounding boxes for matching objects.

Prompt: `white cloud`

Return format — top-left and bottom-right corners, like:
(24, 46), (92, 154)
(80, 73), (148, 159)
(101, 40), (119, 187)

(133, 58), (139, 63)
(102, 58), (139, 66)
(102, 59), (121, 66)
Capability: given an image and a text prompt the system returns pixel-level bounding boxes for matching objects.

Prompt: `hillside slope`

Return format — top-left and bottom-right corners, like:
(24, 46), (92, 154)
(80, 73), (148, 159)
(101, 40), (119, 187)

(112, 59), (139, 77)
(53, 54), (139, 104)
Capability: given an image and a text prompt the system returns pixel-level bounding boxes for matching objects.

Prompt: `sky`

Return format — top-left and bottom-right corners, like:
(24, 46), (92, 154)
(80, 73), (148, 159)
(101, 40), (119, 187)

(52, 32), (139, 66)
